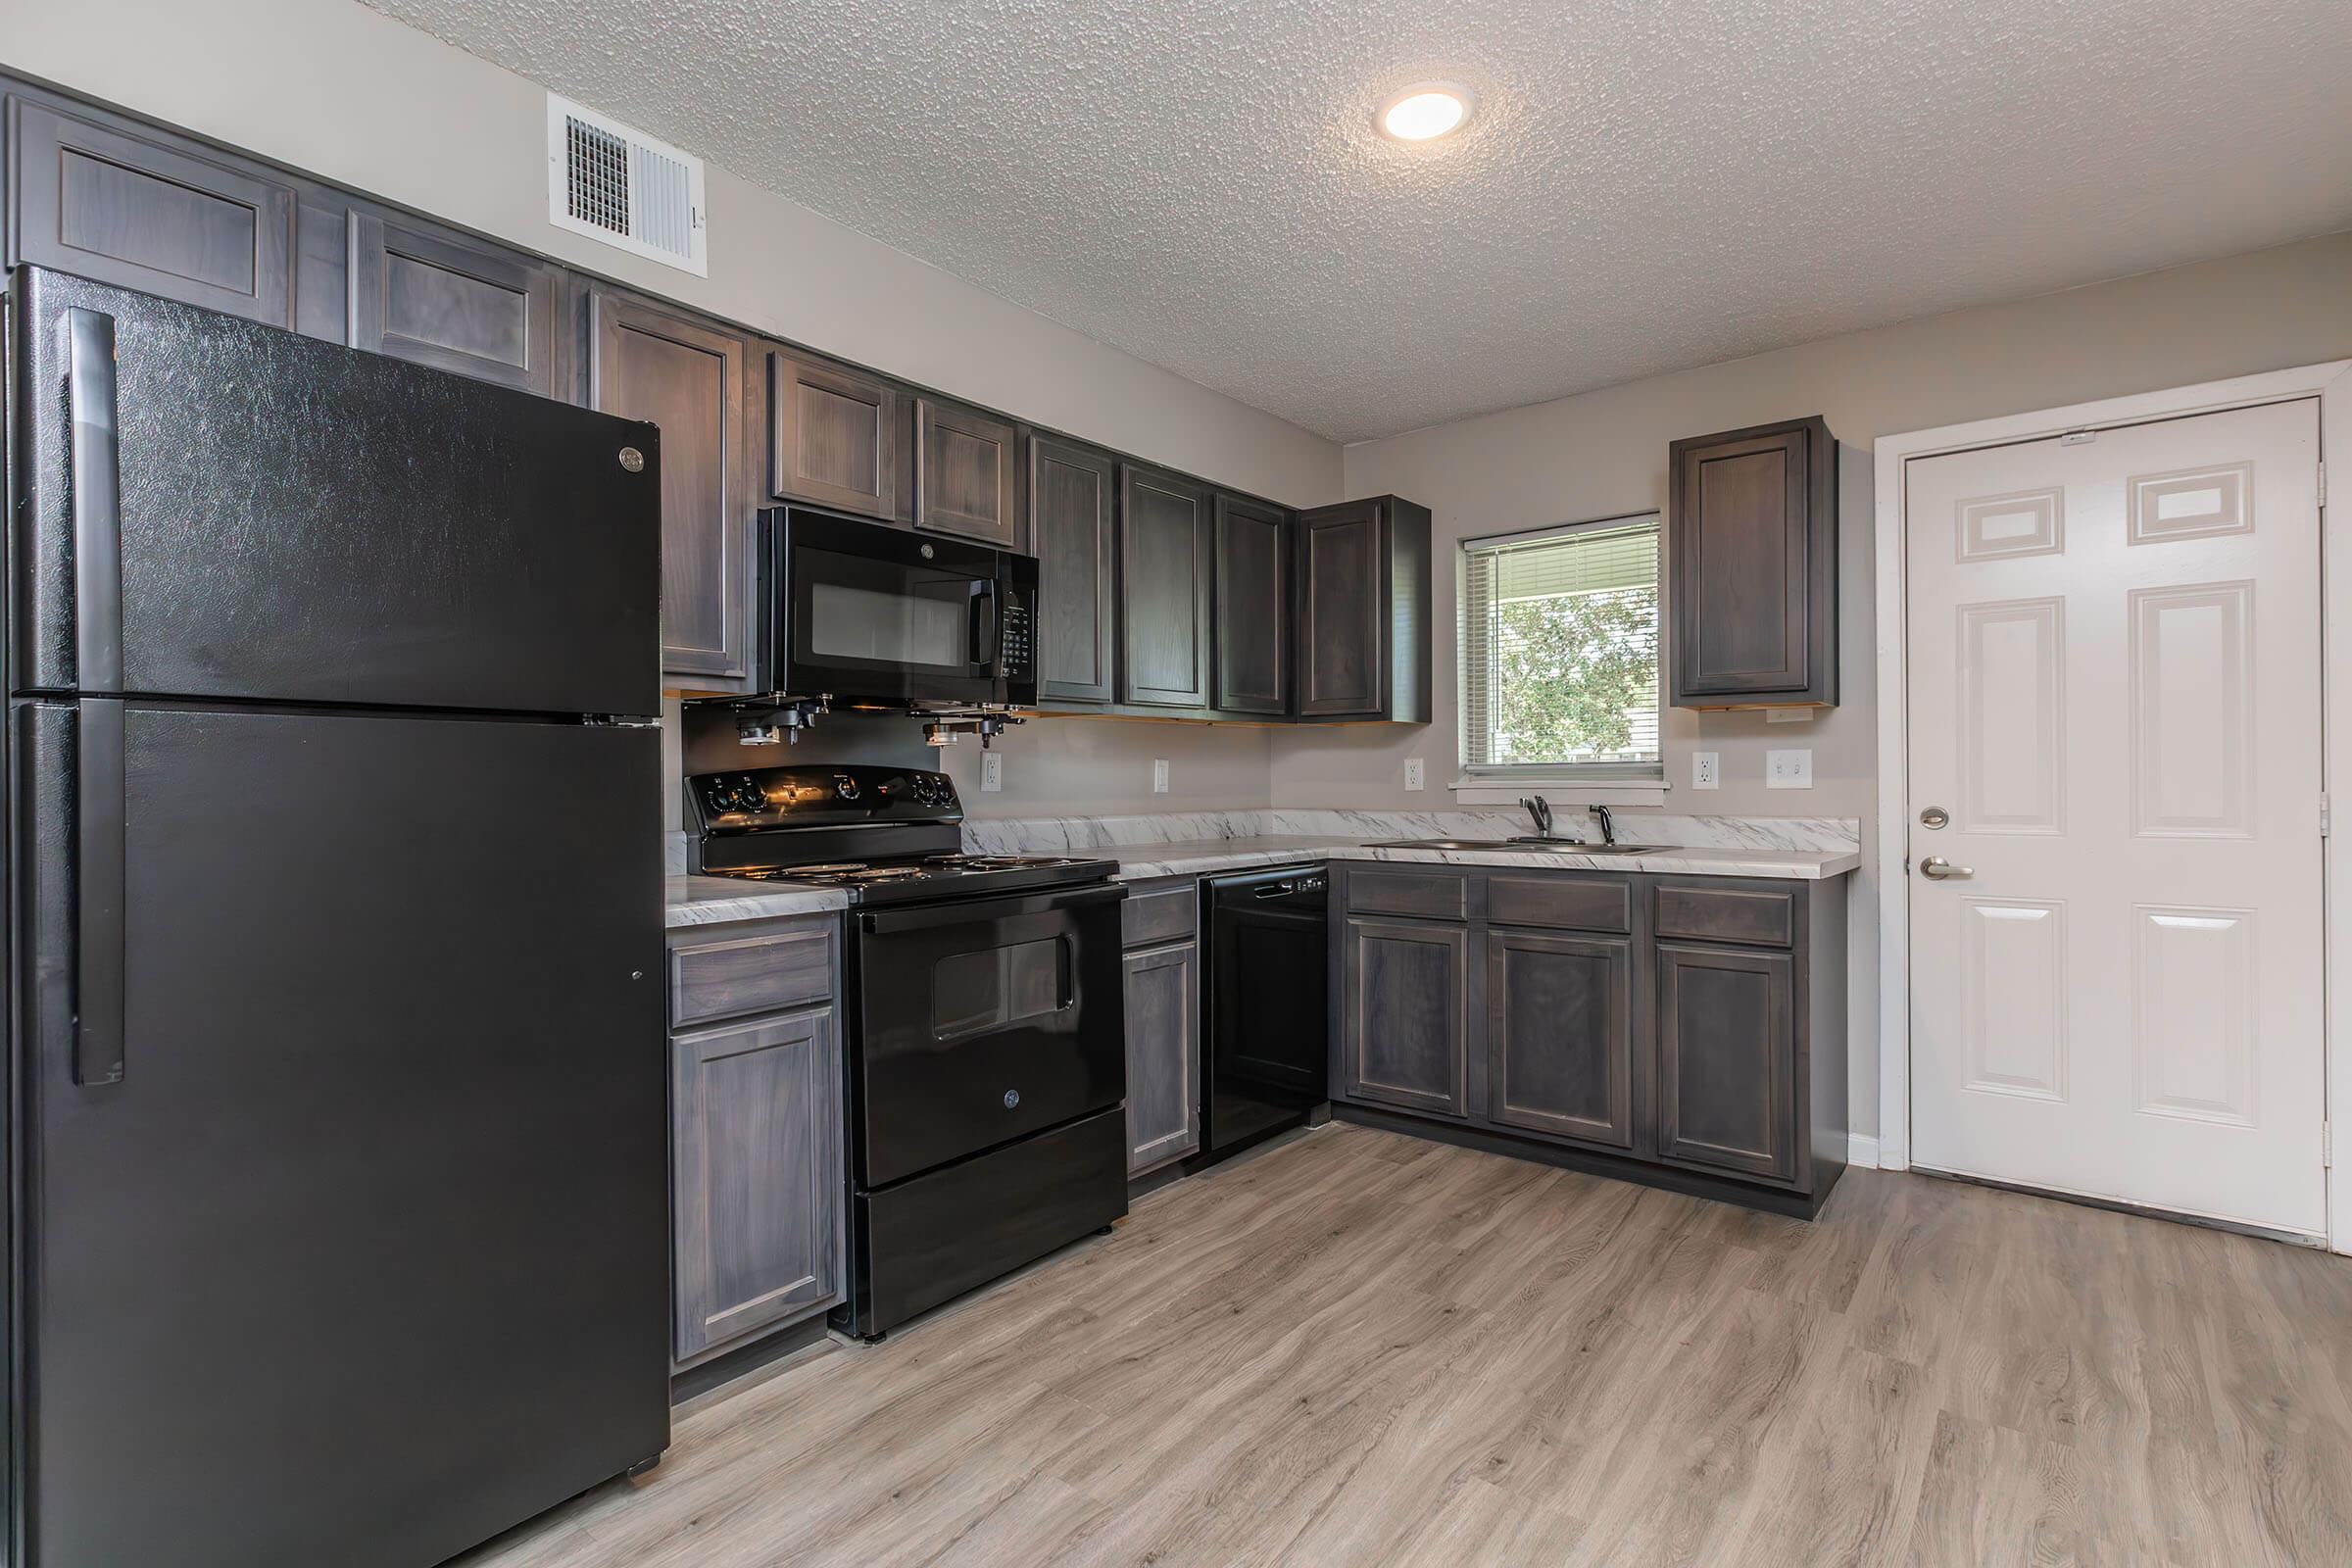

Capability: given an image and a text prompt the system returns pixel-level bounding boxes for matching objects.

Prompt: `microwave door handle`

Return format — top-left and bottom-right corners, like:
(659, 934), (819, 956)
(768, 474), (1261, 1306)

(969, 582), (1000, 667)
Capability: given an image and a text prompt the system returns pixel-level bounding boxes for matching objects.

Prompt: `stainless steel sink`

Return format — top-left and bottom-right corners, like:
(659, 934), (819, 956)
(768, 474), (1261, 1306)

(1362, 836), (1674, 855)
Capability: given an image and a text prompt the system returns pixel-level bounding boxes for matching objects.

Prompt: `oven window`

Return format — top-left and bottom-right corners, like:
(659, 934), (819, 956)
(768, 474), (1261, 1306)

(933, 938), (1070, 1040)
(802, 548), (970, 670)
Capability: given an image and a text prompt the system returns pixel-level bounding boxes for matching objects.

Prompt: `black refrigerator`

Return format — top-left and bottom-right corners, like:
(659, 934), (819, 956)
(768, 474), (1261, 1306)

(5, 268), (672, 1567)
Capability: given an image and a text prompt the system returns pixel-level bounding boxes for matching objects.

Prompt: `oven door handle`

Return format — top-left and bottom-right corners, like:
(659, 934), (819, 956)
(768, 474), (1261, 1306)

(858, 882), (1126, 936)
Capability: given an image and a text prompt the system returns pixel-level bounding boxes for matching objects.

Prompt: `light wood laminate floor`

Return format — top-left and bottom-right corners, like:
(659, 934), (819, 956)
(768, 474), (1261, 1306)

(460, 1124), (2352, 1567)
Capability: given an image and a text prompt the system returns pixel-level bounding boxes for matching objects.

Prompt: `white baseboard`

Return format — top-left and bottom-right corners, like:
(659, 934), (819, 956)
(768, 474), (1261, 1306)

(1841, 1134), (1883, 1170)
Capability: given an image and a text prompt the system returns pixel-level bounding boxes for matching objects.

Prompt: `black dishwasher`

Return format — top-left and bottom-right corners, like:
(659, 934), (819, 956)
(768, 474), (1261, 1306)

(1203, 865), (1330, 1161)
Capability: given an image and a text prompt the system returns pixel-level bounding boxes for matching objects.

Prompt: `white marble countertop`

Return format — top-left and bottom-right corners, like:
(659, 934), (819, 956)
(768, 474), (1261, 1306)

(1110, 837), (1860, 882)
(665, 875), (849, 929)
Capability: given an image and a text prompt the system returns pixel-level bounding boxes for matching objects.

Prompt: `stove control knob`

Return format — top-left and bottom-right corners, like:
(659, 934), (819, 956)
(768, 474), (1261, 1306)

(732, 782), (767, 812)
(833, 774), (861, 802)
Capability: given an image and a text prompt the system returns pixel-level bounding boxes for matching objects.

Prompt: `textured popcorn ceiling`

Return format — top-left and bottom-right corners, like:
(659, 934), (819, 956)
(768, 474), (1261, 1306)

(367, 0), (2352, 442)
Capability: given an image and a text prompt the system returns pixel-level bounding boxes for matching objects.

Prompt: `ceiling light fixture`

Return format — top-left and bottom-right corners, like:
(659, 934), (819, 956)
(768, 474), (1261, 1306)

(1377, 82), (1474, 142)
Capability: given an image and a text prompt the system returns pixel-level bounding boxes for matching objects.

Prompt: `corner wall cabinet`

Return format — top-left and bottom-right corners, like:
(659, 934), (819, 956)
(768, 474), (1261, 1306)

(1668, 415), (1838, 709)
(1294, 496), (1433, 722)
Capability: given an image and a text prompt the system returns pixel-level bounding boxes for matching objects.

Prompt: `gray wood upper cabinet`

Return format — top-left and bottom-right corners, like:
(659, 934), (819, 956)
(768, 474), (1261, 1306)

(672, 1004), (844, 1362)
(9, 94), (295, 325)
(915, 397), (1022, 548)
(1487, 929), (1639, 1152)
(770, 347), (902, 518)
(1294, 496), (1433, 722)
(1118, 466), (1214, 710)
(1655, 941), (1796, 1184)
(590, 288), (759, 692)
(347, 209), (556, 395)
(1123, 939), (1200, 1175)
(1031, 436), (1118, 706)
(1340, 914), (1470, 1117)
(1668, 416), (1838, 709)
(1213, 494), (1289, 715)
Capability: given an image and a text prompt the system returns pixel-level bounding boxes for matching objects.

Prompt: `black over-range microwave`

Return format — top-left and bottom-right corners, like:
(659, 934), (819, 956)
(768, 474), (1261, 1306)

(758, 507), (1039, 709)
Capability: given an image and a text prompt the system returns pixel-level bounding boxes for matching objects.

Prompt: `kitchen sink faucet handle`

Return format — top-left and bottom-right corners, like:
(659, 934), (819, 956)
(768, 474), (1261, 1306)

(1588, 804), (1616, 847)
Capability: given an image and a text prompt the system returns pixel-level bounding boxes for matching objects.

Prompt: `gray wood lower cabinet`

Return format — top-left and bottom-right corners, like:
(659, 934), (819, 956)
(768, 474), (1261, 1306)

(1123, 938), (1200, 1175)
(1332, 865), (1846, 1216)
(1340, 915), (1470, 1117)
(1487, 929), (1639, 1152)
(667, 912), (847, 1366)
(672, 1005), (844, 1362)
(1655, 941), (1795, 1183)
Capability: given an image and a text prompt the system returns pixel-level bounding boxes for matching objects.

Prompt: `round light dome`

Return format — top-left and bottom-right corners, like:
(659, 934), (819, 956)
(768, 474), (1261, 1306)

(1378, 83), (1474, 142)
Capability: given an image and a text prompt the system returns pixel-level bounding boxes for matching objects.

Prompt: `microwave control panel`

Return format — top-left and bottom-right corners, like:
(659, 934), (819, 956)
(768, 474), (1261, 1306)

(1000, 594), (1034, 677)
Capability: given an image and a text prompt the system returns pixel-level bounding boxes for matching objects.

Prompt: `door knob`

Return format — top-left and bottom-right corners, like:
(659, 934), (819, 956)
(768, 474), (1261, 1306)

(1919, 856), (1974, 881)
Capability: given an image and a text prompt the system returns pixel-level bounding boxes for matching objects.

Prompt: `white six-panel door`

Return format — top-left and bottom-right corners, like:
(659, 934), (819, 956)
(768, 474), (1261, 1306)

(1905, 399), (2326, 1236)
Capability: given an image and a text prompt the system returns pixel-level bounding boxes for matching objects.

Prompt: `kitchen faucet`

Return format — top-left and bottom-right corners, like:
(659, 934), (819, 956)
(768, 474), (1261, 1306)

(1589, 804), (1617, 846)
(1519, 795), (1553, 838)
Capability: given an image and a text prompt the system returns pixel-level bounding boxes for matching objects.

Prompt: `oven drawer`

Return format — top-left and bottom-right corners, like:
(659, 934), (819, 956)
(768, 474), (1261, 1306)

(842, 1105), (1128, 1338)
(854, 885), (1126, 1188)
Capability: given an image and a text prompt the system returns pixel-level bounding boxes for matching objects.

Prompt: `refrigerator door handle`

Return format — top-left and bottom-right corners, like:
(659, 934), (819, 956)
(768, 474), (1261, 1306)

(64, 306), (124, 694)
(74, 697), (127, 1085)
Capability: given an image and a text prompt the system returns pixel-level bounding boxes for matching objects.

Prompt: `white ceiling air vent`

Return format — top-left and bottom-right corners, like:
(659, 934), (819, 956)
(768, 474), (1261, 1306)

(546, 94), (708, 275)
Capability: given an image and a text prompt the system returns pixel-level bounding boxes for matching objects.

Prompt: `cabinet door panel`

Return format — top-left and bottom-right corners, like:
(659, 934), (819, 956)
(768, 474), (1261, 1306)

(1488, 930), (1636, 1150)
(12, 97), (292, 324)
(1033, 439), (1117, 705)
(1341, 916), (1469, 1116)
(1124, 940), (1200, 1174)
(1656, 941), (1796, 1183)
(1119, 466), (1213, 709)
(349, 212), (555, 394)
(591, 292), (755, 688)
(772, 349), (900, 517)
(1297, 502), (1385, 715)
(1669, 416), (1836, 706)
(1214, 494), (1288, 714)
(672, 1007), (844, 1361)
(916, 398), (1021, 548)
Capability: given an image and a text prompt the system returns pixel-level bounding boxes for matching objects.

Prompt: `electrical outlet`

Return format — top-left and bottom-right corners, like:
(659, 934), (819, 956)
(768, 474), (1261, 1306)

(1766, 748), (1813, 789)
(1691, 752), (1720, 790)
(981, 753), (1004, 793)
(1152, 759), (1170, 794)
(1404, 758), (1426, 792)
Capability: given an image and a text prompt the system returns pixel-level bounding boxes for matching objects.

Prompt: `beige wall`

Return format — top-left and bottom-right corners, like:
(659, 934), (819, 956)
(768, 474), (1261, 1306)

(0, 0), (1342, 509)
(1294, 231), (2352, 1144)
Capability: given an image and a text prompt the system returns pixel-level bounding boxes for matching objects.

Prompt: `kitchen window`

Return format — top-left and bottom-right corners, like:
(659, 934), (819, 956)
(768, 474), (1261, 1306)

(1459, 514), (1663, 785)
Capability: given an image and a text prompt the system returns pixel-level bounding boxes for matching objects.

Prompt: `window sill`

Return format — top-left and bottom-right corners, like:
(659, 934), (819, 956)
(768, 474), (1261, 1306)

(1448, 778), (1671, 808)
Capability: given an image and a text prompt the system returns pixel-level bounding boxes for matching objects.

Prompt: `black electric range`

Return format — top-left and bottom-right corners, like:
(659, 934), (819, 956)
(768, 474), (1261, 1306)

(686, 763), (1130, 1339)
(689, 765), (1116, 904)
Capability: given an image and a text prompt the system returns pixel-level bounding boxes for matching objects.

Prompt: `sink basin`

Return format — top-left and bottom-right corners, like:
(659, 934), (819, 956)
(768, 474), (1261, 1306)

(1362, 837), (1674, 855)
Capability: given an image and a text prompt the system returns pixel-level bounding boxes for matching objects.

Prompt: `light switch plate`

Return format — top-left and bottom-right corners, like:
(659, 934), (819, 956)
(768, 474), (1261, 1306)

(981, 752), (1004, 793)
(1766, 749), (1813, 789)
(1404, 758), (1426, 791)
(1691, 752), (1720, 790)
(1152, 759), (1169, 794)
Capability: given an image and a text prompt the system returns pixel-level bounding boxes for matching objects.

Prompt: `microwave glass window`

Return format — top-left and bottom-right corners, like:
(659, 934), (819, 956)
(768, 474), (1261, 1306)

(806, 575), (968, 670)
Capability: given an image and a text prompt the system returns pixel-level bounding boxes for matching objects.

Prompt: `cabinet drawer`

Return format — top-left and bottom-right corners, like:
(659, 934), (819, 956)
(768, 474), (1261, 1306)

(1346, 869), (1468, 921)
(669, 922), (836, 1026)
(1487, 875), (1631, 934)
(1654, 883), (1795, 948)
(1121, 880), (1197, 947)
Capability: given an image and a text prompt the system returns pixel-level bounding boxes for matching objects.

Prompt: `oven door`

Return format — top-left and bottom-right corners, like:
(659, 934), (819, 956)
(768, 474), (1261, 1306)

(771, 507), (1009, 706)
(852, 884), (1126, 1189)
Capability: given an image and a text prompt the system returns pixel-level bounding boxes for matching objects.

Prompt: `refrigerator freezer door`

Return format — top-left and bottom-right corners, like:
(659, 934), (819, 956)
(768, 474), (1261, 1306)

(12, 267), (661, 715)
(15, 700), (668, 1568)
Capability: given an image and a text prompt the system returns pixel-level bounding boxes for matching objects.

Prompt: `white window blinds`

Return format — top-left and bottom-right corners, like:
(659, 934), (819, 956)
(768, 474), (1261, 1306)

(1460, 515), (1662, 777)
